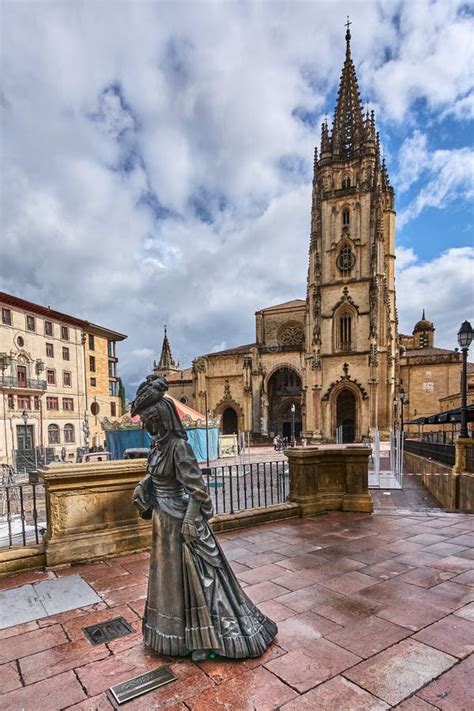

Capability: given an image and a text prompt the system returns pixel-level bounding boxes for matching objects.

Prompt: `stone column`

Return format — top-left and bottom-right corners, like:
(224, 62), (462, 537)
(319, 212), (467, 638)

(453, 438), (473, 474)
(285, 445), (373, 516)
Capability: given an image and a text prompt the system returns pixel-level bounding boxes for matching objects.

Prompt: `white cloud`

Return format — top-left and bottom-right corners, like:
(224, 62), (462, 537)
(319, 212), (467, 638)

(370, 1), (474, 121)
(396, 247), (474, 346)
(398, 145), (474, 227)
(440, 93), (474, 121)
(396, 130), (429, 193)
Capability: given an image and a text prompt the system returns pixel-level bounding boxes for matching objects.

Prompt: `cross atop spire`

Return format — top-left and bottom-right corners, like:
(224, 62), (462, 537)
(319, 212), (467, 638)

(345, 15), (352, 43)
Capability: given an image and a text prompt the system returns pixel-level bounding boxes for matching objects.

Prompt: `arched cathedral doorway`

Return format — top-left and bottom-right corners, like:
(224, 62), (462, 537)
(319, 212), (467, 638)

(267, 367), (302, 439)
(222, 407), (238, 434)
(336, 389), (356, 443)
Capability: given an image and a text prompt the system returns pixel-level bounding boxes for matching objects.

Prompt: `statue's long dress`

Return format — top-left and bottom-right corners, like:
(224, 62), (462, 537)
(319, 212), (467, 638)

(142, 435), (277, 658)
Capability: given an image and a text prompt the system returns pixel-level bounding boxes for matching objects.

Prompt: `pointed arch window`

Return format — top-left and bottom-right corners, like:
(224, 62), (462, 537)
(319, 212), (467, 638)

(337, 243), (355, 276)
(342, 176), (351, 189)
(339, 313), (352, 351)
(342, 209), (350, 226)
(334, 307), (354, 353)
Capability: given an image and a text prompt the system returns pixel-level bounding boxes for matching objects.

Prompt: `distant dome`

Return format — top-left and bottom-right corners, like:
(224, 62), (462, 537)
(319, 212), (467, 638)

(413, 310), (434, 334)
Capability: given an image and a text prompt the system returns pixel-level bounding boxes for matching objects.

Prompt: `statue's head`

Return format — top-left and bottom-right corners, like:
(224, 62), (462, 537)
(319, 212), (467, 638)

(131, 375), (185, 439)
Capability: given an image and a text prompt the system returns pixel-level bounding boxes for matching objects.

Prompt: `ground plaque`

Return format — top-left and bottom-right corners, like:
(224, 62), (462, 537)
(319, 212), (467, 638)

(83, 617), (134, 645)
(109, 667), (177, 705)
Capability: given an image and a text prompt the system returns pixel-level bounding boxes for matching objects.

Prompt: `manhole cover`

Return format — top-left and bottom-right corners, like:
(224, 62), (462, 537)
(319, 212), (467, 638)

(83, 617), (134, 645)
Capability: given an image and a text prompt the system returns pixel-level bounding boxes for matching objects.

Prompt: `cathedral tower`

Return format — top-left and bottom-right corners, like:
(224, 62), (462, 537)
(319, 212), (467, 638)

(304, 24), (397, 441)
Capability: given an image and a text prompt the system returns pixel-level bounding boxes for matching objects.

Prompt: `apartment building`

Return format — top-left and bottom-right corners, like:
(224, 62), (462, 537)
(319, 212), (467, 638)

(0, 292), (126, 466)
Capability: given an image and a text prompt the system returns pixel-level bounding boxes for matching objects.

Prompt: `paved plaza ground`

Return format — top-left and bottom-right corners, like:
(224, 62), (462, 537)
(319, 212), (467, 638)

(1, 483), (473, 710)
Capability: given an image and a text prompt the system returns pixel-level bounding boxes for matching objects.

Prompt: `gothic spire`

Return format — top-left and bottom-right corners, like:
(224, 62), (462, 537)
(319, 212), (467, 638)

(331, 18), (364, 157)
(157, 325), (177, 372)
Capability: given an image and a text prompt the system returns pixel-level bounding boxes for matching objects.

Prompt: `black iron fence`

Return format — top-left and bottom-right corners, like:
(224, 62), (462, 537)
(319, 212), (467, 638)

(13, 447), (55, 478)
(404, 439), (455, 467)
(421, 431), (456, 445)
(0, 479), (46, 549)
(203, 460), (289, 515)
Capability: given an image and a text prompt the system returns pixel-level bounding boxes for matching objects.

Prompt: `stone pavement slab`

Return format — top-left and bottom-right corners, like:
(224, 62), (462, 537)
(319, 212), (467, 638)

(185, 666), (298, 710)
(264, 642), (361, 693)
(0, 661), (22, 694)
(0, 575), (101, 630)
(19, 637), (111, 685)
(417, 653), (474, 710)
(343, 638), (457, 706)
(0, 624), (67, 664)
(0, 583), (47, 629)
(413, 614), (474, 658)
(34, 574), (101, 615)
(280, 675), (390, 710)
(454, 601), (474, 621)
(394, 697), (439, 709)
(0, 670), (85, 711)
(326, 615), (411, 658)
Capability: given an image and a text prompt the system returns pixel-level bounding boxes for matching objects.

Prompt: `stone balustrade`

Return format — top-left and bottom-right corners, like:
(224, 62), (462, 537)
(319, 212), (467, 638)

(31, 445), (373, 569)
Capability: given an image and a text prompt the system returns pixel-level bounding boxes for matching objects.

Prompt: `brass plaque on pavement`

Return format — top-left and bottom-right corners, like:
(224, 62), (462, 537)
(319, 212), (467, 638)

(109, 667), (176, 705)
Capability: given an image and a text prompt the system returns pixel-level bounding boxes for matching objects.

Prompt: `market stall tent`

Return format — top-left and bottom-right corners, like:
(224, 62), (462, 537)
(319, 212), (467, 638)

(102, 396), (219, 462)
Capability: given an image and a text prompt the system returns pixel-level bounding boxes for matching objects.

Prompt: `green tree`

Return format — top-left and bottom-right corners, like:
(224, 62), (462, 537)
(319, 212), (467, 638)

(118, 377), (126, 415)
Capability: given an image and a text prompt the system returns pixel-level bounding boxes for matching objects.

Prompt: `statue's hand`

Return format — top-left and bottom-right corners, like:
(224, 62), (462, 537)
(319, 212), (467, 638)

(181, 520), (199, 544)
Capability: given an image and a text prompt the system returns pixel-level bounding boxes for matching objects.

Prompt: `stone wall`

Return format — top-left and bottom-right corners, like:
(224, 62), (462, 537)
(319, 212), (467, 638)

(459, 473), (474, 512)
(404, 450), (473, 512)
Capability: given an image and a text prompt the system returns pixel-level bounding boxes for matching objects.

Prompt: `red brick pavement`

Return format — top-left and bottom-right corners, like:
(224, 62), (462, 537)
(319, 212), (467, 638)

(0, 510), (473, 709)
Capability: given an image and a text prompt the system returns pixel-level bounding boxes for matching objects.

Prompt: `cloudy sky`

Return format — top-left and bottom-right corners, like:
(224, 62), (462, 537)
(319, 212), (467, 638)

(1, 0), (473, 395)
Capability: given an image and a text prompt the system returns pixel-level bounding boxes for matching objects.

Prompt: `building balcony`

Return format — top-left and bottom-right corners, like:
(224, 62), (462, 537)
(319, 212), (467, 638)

(0, 375), (47, 391)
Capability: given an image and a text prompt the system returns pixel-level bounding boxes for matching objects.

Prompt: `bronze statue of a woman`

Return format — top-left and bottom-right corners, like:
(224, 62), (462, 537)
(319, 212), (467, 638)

(131, 374), (277, 660)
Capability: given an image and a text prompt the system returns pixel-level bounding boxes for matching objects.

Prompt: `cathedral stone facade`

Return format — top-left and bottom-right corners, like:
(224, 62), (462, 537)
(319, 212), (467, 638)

(162, 29), (468, 443)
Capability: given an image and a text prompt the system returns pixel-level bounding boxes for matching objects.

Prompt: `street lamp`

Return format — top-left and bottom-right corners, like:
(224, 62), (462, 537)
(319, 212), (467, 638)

(21, 409), (29, 451)
(82, 412), (90, 451)
(457, 320), (473, 439)
(0, 352), (12, 384)
(290, 403), (296, 446)
(399, 388), (409, 433)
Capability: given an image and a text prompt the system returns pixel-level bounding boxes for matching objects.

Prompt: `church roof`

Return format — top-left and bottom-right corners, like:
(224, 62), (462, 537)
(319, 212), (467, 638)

(166, 367), (193, 382)
(404, 346), (458, 358)
(207, 343), (256, 357)
(256, 299), (305, 314)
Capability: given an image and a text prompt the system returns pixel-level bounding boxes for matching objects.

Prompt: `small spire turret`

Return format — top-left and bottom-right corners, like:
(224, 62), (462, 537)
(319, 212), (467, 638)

(154, 325), (179, 377)
(320, 120), (330, 157)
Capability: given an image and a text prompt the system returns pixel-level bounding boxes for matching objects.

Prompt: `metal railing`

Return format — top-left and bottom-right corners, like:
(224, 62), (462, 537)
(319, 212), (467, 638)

(203, 460), (289, 515)
(14, 447), (55, 477)
(404, 439), (455, 467)
(422, 431), (456, 445)
(0, 376), (47, 390)
(1, 470), (46, 549)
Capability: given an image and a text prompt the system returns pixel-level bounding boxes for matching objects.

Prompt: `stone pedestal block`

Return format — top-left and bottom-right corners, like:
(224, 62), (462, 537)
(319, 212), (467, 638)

(285, 445), (373, 516)
(41, 460), (150, 567)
